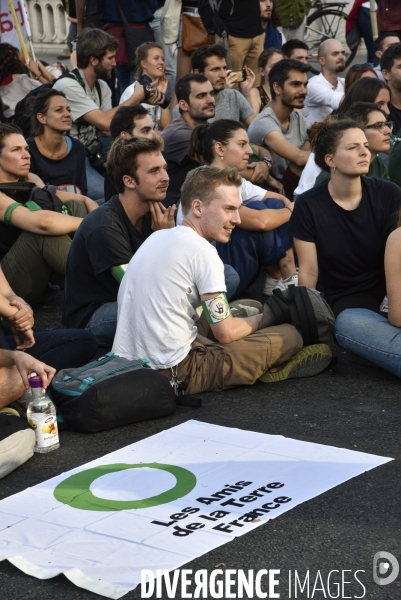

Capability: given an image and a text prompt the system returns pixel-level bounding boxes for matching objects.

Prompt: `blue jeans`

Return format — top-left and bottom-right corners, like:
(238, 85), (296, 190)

(335, 308), (401, 378)
(86, 301), (117, 347)
(85, 157), (105, 202)
(357, 7), (379, 65)
(224, 264), (240, 300)
(149, 7), (177, 99)
(85, 136), (113, 203)
(5, 329), (97, 372)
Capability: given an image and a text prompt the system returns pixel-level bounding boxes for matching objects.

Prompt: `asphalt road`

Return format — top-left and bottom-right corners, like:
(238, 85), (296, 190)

(0, 281), (400, 600)
(1, 49), (399, 600)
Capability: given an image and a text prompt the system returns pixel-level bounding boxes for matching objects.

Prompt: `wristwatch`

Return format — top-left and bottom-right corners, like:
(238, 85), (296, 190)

(261, 157), (273, 170)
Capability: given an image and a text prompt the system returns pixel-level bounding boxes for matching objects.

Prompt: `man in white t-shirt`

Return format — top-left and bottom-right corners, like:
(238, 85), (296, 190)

(112, 166), (332, 394)
(302, 39), (345, 123)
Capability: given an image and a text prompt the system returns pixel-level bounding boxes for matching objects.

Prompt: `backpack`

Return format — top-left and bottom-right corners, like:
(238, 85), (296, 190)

(13, 68), (102, 139)
(0, 181), (68, 214)
(50, 352), (176, 433)
(259, 286), (337, 357)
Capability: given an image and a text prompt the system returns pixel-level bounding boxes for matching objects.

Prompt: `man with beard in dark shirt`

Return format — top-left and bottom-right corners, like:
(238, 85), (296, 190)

(63, 136), (175, 346)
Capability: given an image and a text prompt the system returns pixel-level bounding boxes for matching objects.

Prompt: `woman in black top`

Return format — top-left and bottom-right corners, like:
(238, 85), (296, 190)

(287, 117), (401, 316)
(249, 48), (283, 114)
(27, 88), (87, 195)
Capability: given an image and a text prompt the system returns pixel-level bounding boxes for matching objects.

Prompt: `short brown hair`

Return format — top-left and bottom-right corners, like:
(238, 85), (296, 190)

(76, 28), (118, 69)
(180, 166), (242, 216)
(106, 136), (164, 194)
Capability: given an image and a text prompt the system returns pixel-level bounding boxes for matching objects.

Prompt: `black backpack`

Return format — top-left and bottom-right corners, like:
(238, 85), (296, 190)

(13, 68), (102, 138)
(0, 181), (68, 214)
(259, 286), (337, 357)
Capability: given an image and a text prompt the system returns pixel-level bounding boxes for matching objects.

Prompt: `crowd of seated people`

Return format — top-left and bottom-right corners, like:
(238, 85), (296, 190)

(2, 13), (401, 450)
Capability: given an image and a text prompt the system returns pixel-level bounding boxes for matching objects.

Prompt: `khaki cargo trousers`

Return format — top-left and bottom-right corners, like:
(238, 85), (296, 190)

(158, 317), (302, 395)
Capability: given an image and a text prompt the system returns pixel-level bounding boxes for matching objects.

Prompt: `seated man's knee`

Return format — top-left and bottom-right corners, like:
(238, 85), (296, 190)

(64, 199), (88, 218)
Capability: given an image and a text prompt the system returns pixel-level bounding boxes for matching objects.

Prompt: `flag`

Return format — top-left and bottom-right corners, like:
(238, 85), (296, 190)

(0, 420), (392, 598)
(0, 0), (31, 49)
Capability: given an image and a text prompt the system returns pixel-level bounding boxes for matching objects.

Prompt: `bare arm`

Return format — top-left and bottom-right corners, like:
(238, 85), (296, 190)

(0, 350), (56, 389)
(263, 131), (311, 167)
(248, 87), (262, 115)
(294, 238), (319, 288)
(82, 84), (148, 132)
(0, 193), (82, 235)
(56, 191), (98, 213)
(200, 292), (262, 344)
(385, 228), (401, 327)
(159, 107), (172, 130)
(238, 203), (293, 232)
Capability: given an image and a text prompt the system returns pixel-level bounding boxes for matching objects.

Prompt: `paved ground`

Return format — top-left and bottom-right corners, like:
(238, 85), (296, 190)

(0, 49), (399, 600)
(0, 277), (400, 600)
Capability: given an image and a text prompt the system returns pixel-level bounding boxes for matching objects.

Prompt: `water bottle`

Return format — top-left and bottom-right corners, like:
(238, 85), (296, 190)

(26, 375), (60, 453)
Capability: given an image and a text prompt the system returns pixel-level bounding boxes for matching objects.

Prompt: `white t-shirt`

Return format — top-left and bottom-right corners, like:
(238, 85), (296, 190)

(302, 73), (345, 124)
(119, 81), (161, 127)
(294, 152), (322, 196)
(176, 178), (266, 225)
(112, 226), (226, 369)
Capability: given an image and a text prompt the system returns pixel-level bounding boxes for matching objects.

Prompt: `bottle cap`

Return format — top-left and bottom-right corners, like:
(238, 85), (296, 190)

(29, 375), (43, 388)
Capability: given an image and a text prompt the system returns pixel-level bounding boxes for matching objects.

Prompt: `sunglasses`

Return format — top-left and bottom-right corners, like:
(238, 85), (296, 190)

(351, 63), (375, 70)
(365, 120), (394, 132)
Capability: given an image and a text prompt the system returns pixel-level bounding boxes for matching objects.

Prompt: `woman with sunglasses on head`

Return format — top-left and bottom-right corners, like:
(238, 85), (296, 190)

(176, 119), (298, 297)
(287, 117), (401, 320)
(344, 63), (378, 95)
(336, 77), (391, 117)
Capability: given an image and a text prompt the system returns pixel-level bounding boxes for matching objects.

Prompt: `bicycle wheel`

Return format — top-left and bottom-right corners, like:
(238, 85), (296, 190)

(305, 8), (356, 68)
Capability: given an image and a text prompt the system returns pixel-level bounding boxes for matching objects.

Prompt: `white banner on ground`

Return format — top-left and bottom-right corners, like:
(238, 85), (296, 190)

(0, 420), (392, 598)
(0, 0), (31, 48)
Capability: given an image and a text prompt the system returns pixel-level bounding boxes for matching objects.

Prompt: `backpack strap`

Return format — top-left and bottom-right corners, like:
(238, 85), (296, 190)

(293, 286), (319, 347)
(266, 289), (292, 325)
(59, 68), (102, 120)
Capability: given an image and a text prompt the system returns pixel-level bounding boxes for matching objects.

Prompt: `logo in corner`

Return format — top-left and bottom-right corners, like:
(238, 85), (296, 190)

(373, 551), (399, 586)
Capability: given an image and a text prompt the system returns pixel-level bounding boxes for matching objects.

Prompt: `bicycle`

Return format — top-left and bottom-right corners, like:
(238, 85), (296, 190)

(305, 0), (356, 69)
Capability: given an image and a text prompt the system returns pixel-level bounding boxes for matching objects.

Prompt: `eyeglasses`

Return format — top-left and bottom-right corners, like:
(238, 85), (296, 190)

(365, 121), (394, 132)
(351, 63), (375, 70)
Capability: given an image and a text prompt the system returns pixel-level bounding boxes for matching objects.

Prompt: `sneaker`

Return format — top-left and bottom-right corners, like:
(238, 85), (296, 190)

(230, 299), (263, 318)
(380, 296), (388, 313)
(259, 344), (332, 383)
(275, 271), (299, 292)
(263, 274), (282, 296)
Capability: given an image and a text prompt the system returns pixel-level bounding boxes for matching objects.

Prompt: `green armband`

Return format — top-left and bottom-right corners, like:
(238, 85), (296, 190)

(250, 143), (260, 159)
(4, 202), (22, 226)
(25, 200), (42, 211)
(112, 264), (128, 284)
(201, 293), (231, 324)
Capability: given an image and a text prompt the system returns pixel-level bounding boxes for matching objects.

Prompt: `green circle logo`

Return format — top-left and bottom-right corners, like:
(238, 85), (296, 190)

(53, 463), (197, 511)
